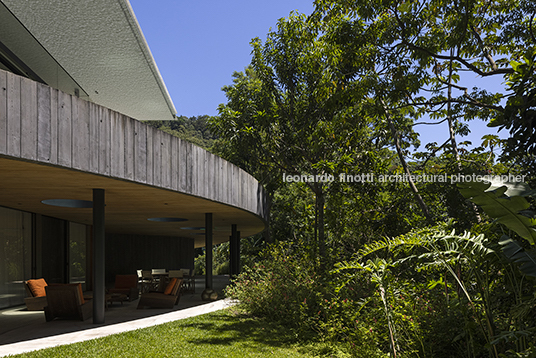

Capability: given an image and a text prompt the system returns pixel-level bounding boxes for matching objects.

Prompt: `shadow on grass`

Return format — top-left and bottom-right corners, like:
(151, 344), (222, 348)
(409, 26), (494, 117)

(178, 308), (314, 349)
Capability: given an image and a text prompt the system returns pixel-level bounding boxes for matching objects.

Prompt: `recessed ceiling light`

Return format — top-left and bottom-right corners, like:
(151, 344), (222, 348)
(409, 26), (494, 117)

(147, 217), (188, 222)
(41, 199), (93, 208)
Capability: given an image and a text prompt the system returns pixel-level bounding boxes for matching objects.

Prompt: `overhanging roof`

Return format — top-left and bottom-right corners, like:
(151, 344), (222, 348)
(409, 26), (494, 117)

(0, 68), (268, 247)
(0, 157), (264, 248)
(0, 0), (176, 121)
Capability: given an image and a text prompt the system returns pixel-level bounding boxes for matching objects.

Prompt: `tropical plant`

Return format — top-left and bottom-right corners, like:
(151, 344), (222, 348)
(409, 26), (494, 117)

(458, 181), (536, 277)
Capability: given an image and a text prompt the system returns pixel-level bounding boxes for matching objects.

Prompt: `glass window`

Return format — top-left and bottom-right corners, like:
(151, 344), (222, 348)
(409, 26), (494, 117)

(69, 222), (86, 290)
(0, 207), (32, 309)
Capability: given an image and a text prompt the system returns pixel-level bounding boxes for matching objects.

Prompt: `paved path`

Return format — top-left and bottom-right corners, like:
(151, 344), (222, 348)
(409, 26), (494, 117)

(0, 298), (235, 357)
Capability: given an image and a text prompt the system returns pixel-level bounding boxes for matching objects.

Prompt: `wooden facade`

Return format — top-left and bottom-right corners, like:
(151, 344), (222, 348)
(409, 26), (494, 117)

(0, 69), (268, 222)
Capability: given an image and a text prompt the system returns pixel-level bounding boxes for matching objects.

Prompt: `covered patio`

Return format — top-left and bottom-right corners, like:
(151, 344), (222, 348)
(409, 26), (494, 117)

(0, 61), (267, 320)
(0, 0), (267, 347)
(0, 276), (234, 357)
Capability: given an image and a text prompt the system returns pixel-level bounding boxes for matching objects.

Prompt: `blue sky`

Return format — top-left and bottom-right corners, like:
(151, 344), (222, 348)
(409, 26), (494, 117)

(129, 0), (314, 117)
(129, 0), (507, 151)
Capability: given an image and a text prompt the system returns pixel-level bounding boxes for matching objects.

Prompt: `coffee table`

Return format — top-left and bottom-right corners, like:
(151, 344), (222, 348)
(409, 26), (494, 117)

(108, 293), (128, 306)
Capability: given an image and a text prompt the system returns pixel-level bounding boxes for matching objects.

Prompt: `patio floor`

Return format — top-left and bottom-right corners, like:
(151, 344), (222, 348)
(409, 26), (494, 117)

(0, 275), (234, 357)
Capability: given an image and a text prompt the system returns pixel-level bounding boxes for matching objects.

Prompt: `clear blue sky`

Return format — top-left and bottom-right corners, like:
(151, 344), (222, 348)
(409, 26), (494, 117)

(129, 0), (314, 118)
(129, 0), (507, 151)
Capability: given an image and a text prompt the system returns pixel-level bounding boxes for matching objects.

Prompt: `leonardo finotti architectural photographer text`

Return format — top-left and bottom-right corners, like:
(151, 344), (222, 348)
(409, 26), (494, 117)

(282, 173), (526, 184)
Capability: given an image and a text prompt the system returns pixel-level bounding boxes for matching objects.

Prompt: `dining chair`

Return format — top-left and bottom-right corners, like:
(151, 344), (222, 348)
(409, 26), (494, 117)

(168, 270), (183, 278)
(187, 269), (196, 293)
(139, 270), (152, 293)
(151, 268), (167, 291)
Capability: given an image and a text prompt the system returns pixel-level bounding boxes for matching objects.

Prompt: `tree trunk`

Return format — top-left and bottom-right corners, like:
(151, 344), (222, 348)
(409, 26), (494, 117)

(447, 50), (482, 222)
(381, 100), (433, 222)
(447, 51), (461, 168)
(264, 192), (274, 243)
(313, 183), (326, 271)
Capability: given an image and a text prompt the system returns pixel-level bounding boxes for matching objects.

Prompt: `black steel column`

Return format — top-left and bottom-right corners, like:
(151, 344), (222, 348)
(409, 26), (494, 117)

(230, 224), (238, 278)
(236, 230), (241, 275)
(205, 213), (213, 290)
(93, 189), (105, 324)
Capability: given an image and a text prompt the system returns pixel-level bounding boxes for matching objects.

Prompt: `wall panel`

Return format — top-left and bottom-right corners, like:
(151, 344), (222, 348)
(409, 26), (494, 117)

(20, 77), (37, 161)
(0, 71), (7, 154)
(37, 83), (51, 161)
(6, 72), (21, 157)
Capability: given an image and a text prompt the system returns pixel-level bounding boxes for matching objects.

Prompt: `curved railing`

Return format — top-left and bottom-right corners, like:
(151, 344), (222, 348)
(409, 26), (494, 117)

(0, 69), (268, 221)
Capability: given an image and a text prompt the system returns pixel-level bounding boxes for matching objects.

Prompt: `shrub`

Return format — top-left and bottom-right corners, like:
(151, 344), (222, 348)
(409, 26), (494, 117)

(226, 241), (323, 332)
(226, 241), (391, 357)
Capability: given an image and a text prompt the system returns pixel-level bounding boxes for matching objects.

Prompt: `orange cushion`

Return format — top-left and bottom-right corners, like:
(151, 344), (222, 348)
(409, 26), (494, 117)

(164, 278), (178, 295)
(27, 278), (47, 297)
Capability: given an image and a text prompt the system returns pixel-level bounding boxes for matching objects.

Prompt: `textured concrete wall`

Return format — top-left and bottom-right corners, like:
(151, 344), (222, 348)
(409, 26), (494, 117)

(0, 69), (268, 221)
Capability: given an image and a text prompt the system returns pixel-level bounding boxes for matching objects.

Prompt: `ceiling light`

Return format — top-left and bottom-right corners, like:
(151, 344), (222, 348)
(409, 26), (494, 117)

(41, 199), (93, 208)
(147, 217), (188, 222)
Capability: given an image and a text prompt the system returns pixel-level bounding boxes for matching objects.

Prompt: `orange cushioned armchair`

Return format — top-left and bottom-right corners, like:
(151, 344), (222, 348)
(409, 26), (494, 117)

(24, 278), (48, 311)
(137, 278), (182, 309)
(109, 274), (139, 301)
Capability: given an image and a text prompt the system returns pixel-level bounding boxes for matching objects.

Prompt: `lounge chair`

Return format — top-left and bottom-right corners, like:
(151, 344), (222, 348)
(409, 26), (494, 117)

(137, 278), (183, 309)
(24, 278), (48, 311)
(44, 284), (92, 321)
(108, 274), (139, 301)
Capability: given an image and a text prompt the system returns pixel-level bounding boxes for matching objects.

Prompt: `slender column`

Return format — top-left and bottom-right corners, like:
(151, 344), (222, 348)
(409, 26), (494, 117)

(229, 224), (238, 278)
(93, 189), (105, 324)
(205, 213), (213, 290)
(236, 230), (241, 275)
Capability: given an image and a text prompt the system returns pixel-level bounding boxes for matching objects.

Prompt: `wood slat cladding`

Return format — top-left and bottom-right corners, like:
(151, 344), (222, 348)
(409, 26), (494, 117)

(0, 71), (9, 153)
(0, 69), (267, 246)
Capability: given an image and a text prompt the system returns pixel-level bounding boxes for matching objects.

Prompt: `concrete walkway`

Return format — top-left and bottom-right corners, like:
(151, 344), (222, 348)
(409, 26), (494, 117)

(0, 276), (234, 357)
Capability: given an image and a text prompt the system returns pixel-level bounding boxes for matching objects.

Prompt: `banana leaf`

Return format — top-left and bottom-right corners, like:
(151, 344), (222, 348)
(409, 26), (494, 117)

(499, 236), (536, 277)
(458, 181), (536, 245)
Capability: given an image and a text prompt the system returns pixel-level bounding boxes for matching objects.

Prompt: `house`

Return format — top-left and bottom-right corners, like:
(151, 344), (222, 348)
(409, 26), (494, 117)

(0, 0), (267, 322)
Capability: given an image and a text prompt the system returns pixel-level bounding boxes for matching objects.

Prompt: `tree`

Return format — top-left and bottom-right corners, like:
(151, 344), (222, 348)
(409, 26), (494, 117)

(210, 14), (379, 267)
(312, 0), (536, 225)
(143, 115), (217, 151)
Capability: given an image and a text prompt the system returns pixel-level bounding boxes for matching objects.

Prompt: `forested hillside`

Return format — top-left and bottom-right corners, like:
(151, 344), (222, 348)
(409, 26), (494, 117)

(143, 115), (217, 151)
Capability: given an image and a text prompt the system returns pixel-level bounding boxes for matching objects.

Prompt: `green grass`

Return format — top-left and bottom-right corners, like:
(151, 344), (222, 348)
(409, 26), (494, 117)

(9, 308), (320, 358)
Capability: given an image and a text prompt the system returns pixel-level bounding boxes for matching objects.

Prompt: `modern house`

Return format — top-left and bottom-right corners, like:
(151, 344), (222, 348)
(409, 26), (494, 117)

(0, 0), (267, 321)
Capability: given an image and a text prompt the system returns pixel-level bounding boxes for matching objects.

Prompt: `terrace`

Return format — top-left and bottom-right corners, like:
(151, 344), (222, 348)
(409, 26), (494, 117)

(0, 276), (232, 357)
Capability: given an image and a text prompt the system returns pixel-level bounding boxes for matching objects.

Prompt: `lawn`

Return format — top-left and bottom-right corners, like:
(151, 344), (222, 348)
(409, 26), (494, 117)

(9, 308), (320, 358)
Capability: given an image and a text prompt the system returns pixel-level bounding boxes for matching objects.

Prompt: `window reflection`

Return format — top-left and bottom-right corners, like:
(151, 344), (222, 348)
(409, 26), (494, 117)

(0, 207), (31, 309)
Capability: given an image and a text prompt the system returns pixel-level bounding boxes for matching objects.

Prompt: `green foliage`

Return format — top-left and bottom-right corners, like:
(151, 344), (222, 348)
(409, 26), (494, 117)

(491, 51), (536, 161)
(143, 115), (217, 151)
(226, 241), (324, 331)
(500, 237), (536, 277)
(226, 241), (392, 357)
(216, 1), (536, 356)
(458, 181), (536, 244)
(230, 221), (536, 357)
(458, 181), (536, 280)
(194, 242), (232, 276)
